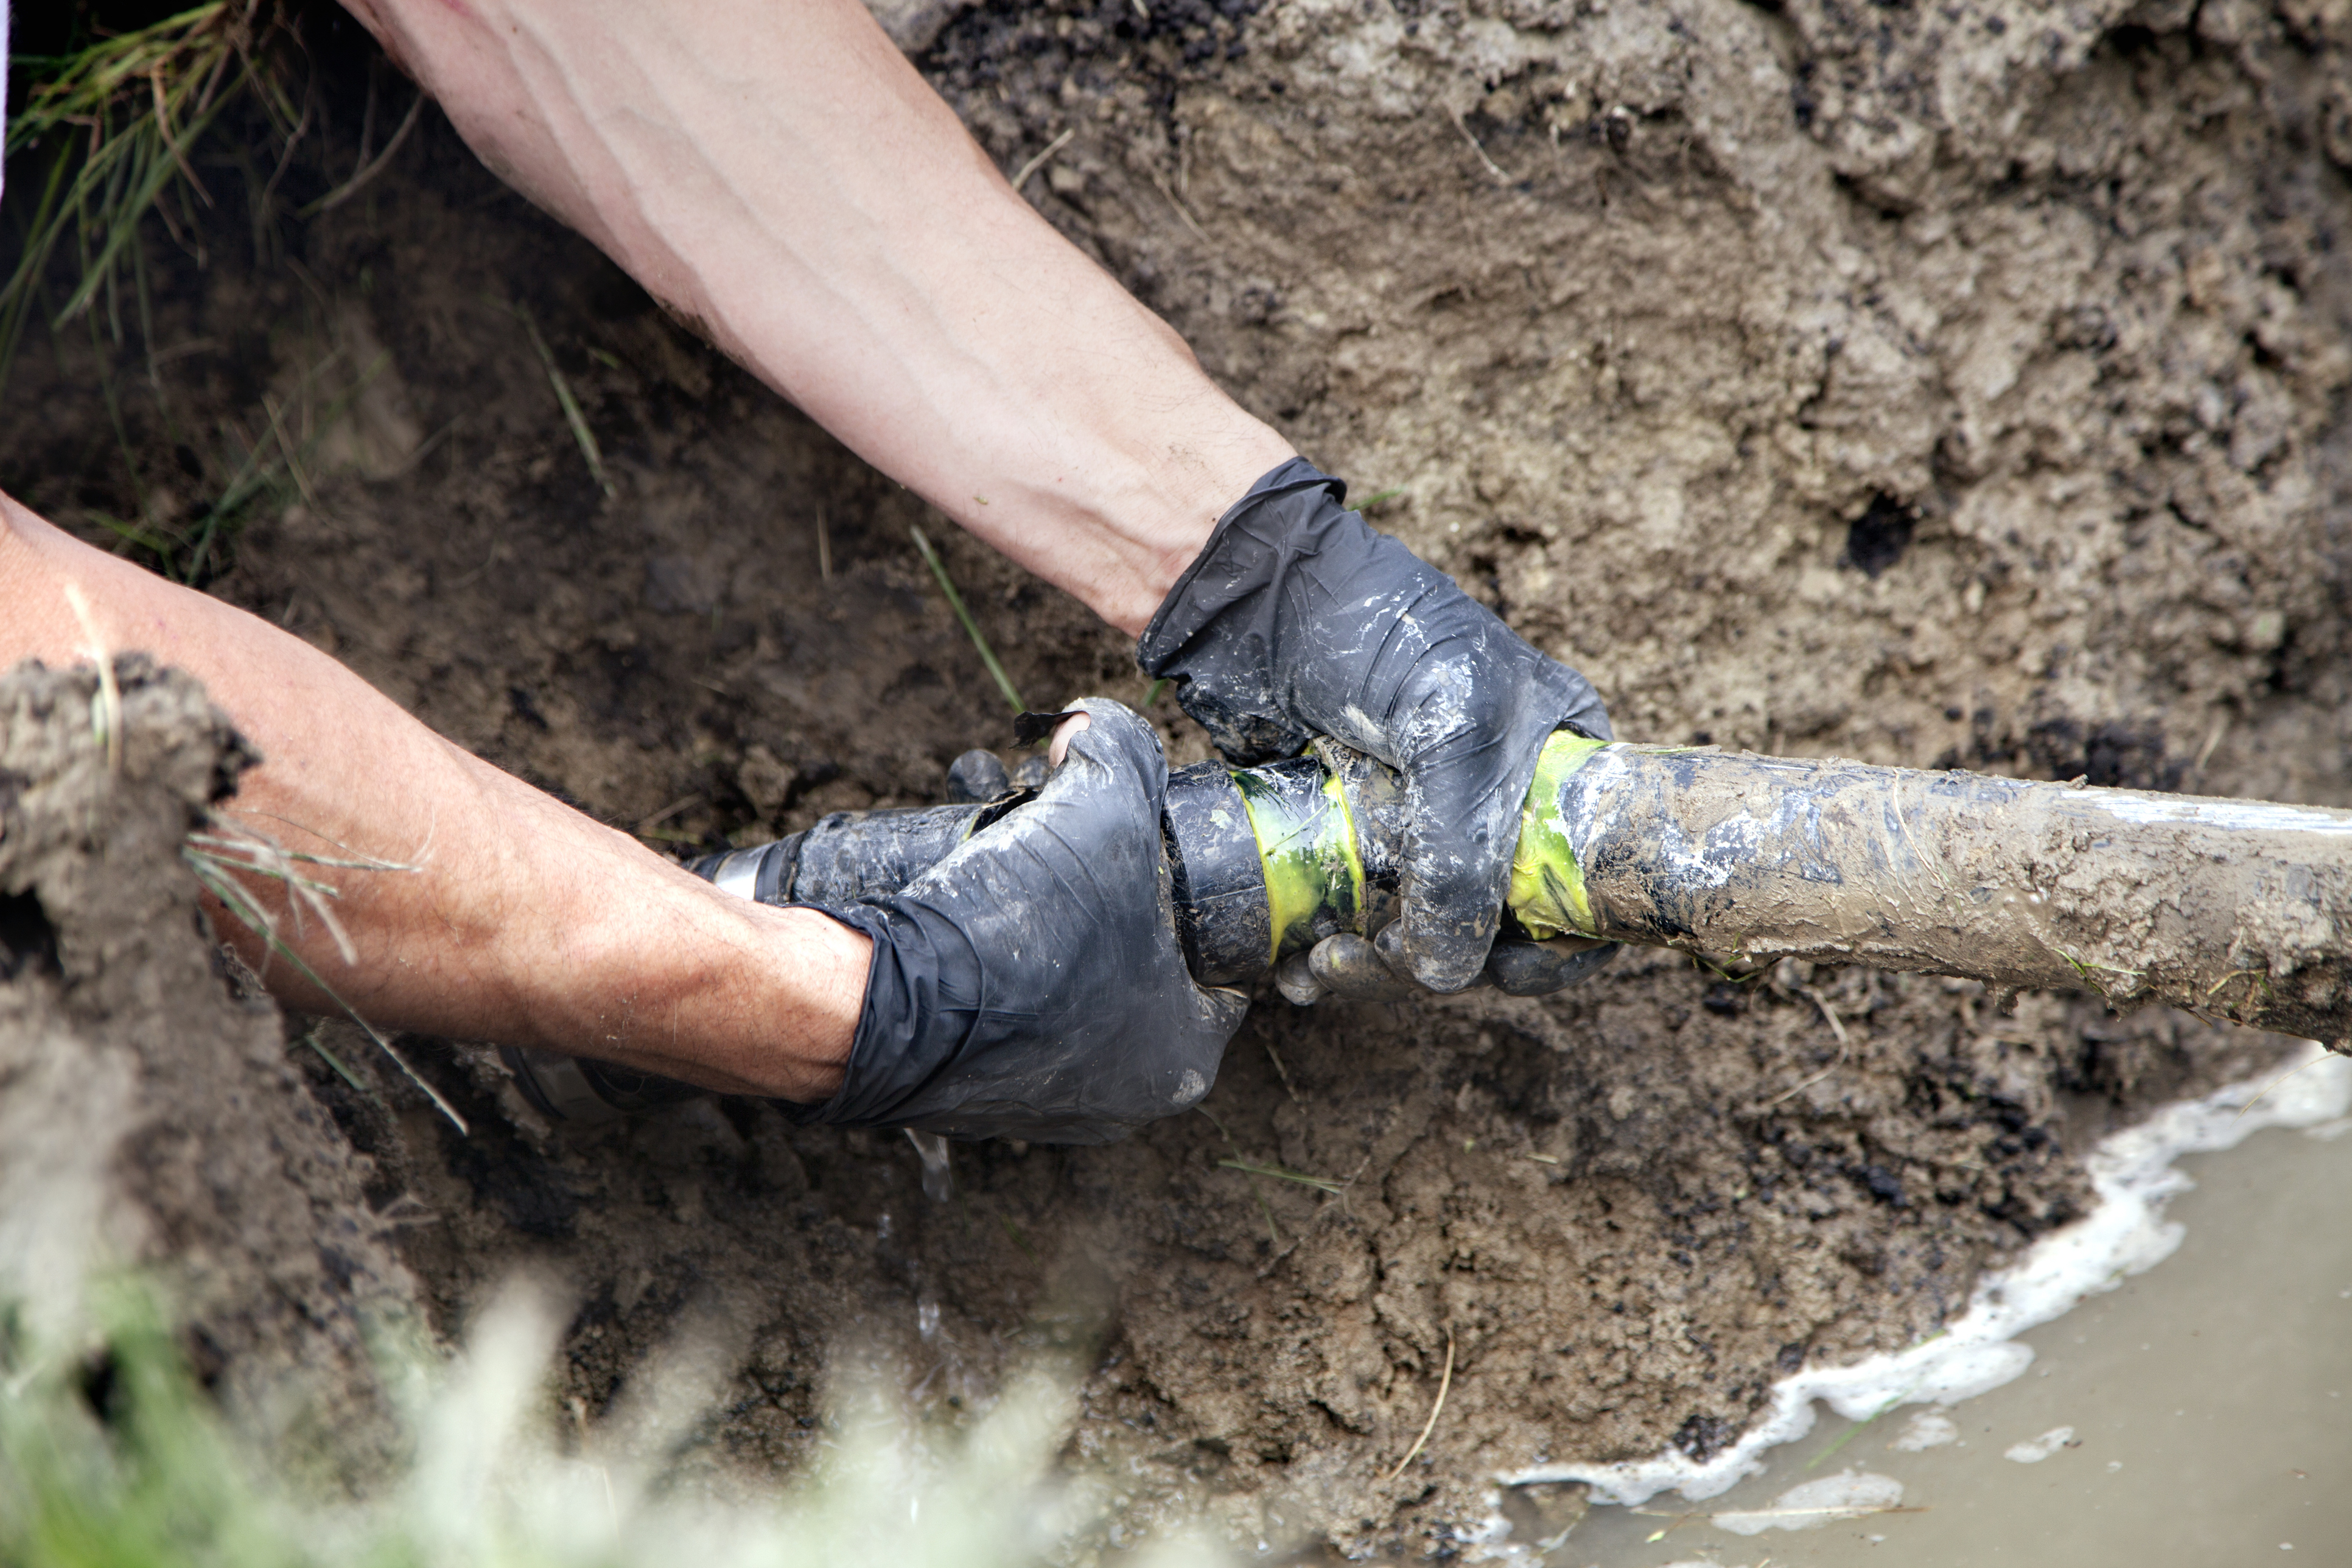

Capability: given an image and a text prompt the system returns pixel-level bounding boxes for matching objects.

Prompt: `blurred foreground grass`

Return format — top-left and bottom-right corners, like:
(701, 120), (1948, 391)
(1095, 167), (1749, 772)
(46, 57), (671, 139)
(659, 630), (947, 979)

(0, 1273), (1220, 1568)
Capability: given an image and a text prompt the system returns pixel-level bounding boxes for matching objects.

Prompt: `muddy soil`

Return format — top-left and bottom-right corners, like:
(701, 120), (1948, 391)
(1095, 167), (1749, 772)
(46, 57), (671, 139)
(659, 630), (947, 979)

(0, 659), (418, 1491)
(4, 0), (2349, 1556)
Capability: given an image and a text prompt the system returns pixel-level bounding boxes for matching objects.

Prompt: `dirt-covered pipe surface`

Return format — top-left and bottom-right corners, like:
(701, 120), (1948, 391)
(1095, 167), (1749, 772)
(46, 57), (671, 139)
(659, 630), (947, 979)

(697, 735), (2352, 1046)
(1516, 741), (2352, 1047)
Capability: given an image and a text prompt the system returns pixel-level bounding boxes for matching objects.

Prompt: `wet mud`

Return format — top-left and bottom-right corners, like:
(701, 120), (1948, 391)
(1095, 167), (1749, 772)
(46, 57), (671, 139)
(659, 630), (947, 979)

(2, 0), (2349, 1556)
(1561, 1063), (2352, 1563)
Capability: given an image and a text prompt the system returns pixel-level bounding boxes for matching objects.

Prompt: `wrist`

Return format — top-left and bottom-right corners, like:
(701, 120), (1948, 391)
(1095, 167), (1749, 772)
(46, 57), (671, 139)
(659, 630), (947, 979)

(498, 832), (868, 1102)
(1072, 423), (1307, 639)
(728, 903), (869, 1101)
(918, 394), (1295, 638)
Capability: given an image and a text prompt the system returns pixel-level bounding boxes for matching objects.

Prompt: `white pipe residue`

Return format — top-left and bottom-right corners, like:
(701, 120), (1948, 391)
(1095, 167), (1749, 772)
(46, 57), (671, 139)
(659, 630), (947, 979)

(1494, 1043), (2352, 1511)
(1555, 747), (1769, 893)
(2077, 794), (2352, 836)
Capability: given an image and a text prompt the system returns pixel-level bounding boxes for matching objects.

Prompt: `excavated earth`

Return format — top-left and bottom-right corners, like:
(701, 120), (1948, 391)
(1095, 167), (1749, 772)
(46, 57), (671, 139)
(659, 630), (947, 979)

(4, 0), (2350, 1556)
(0, 660), (419, 1495)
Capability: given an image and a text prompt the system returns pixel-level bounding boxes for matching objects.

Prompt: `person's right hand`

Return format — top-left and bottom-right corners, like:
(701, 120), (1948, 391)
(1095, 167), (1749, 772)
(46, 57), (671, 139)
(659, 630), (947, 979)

(791, 698), (1247, 1144)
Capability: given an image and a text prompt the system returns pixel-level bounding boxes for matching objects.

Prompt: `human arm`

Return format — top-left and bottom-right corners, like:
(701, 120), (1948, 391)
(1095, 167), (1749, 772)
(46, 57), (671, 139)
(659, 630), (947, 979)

(0, 0), (1292, 1111)
(0, 492), (868, 1100)
(2, 500), (1236, 1132)
(340, 0), (1295, 635)
(343, 0), (1612, 996)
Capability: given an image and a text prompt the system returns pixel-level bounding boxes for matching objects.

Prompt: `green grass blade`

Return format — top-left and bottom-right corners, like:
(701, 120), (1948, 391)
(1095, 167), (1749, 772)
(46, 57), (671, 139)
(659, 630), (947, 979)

(186, 850), (470, 1136)
(910, 523), (1024, 712)
(52, 88), (236, 327)
(295, 1025), (367, 1094)
(508, 303), (614, 497)
(1216, 1158), (1348, 1195)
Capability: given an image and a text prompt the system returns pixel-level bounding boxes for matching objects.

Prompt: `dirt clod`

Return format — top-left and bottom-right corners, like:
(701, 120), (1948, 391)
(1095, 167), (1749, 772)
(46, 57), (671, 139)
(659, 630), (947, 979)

(0, 657), (422, 1491)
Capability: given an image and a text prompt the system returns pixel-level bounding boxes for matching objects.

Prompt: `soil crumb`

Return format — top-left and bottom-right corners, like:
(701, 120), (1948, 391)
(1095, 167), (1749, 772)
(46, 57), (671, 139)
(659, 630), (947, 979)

(0, 657), (422, 1491)
(2, 0), (2348, 1557)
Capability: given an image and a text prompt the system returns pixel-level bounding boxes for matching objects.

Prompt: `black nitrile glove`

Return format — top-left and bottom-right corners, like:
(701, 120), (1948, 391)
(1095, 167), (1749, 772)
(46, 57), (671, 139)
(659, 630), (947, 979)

(1139, 458), (1614, 998)
(796, 698), (1247, 1143)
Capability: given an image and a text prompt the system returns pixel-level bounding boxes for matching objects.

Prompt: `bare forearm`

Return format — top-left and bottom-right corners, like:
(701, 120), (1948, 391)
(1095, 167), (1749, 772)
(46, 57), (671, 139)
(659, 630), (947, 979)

(0, 495), (862, 1099)
(345, 0), (1293, 634)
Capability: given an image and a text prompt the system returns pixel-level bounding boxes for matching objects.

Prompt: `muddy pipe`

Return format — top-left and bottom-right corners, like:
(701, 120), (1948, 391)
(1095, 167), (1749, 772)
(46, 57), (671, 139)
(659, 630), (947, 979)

(1513, 738), (2352, 1043)
(691, 733), (2352, 1041)
(508, 735), (2352, 1124)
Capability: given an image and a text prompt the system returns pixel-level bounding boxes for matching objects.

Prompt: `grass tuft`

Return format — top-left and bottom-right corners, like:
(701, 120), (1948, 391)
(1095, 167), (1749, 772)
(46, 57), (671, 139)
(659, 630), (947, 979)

(1, 2), (299, 393)
(183, 813), (464, 1133)
(0, 1261), (1230, 1568)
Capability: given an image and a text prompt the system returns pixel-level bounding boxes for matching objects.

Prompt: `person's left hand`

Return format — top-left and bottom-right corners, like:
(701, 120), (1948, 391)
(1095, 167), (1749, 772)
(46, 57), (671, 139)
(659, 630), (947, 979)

(1138, 458), (1615, 1002)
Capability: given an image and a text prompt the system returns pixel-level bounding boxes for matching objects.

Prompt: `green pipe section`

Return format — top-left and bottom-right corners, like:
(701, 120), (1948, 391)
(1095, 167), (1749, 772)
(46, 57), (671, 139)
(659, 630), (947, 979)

(1230, 729), (1607, 957)
(1507, 732), (1609, 940)
(1231, 763), (1364, 967)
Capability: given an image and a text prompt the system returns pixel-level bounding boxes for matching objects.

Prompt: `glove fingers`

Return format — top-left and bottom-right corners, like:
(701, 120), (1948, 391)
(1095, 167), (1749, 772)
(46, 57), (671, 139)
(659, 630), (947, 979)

(945, 748), (1012, 803)
(1192, 982), (1251, 1040)
(1041, 695), (1251, 1040)
(1388, 797), (1516, 992)
(1173, 679), (1312, 765)
(1558, 671), (1614, 744)
(1276, 951), (1327, 1006)
(1486, 937), (1619, 996)
(1314, 931), (1424, 1001)
(1035, 697), (1166, 806)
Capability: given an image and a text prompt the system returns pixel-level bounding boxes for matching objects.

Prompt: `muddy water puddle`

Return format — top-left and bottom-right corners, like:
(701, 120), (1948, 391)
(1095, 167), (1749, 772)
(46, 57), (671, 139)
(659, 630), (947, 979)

(1544, 1059), (2352, 1566)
